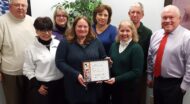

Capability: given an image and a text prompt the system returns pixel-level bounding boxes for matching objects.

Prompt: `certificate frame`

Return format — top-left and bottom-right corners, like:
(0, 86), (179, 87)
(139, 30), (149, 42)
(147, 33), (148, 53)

(82, 60), (110, 82)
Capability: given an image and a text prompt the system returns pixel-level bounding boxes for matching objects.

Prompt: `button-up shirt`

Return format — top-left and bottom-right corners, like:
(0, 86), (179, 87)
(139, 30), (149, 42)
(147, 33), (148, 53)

(119, 39), (132, 53)
(147, 25), (190, 91)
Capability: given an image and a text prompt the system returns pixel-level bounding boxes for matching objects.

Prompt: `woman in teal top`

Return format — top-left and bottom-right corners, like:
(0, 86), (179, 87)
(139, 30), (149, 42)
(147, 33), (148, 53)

(105, 20), (144, 104)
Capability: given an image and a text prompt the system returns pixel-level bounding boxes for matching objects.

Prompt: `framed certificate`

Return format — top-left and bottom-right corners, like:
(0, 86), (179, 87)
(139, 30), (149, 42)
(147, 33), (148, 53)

(82, 60), (110, 82)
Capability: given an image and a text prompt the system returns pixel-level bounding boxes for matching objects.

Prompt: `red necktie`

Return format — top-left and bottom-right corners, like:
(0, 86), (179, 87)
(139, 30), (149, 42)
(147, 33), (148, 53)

(154, 33), (169, 77)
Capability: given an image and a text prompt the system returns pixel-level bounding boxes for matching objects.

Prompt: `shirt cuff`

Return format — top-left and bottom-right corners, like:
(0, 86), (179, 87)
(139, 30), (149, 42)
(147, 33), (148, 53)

(181, 80), (190, 91)
(147, 74), (153, 81)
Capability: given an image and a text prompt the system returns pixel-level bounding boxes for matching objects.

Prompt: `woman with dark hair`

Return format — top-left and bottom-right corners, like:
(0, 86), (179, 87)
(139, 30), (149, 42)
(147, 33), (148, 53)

(55, 16), (107, 104)
(23, 17), (64, 104)
(92, 4), (117, 104)
(92, 4), (117, 55)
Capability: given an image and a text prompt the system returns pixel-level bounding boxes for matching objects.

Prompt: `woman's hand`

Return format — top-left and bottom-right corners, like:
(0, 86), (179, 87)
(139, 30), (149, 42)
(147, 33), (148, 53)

(104, 77), (115, 85)
(105, 57), (113, 68)
(78, 74), (86, 87)
(38, 85), (48, 96)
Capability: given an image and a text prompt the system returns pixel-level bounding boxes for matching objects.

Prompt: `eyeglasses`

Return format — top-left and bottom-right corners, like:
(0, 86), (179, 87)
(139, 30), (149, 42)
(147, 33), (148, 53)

(12, 3), (27, 8)
(38, 30), (52, 35)
(56, 15), (67, 18)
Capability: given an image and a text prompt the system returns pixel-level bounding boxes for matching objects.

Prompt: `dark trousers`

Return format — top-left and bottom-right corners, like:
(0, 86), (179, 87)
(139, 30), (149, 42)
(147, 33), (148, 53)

(1, 73), (29, 104)
(31, 78), (66, 104)
(101, 83), (111, 104)
(74, 102), (97, 104)
(136, 74), (147, 104)
(112, 88), (137, 104)
(111, 82), (138, 104)
(153, 77), (185, 104)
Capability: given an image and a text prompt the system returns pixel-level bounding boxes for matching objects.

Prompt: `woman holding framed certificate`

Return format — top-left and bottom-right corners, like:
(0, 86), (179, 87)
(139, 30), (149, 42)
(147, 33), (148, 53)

(105, 20), (144, 104)
(55, 16), (107, 104)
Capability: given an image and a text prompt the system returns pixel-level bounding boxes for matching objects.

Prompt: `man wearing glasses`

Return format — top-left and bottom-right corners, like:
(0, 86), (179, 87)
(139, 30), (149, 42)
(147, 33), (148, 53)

(0, 0), (36, 104)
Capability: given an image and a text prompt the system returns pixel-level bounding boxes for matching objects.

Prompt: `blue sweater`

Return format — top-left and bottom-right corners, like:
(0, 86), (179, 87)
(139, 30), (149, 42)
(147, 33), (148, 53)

(92, 24), (117, 55)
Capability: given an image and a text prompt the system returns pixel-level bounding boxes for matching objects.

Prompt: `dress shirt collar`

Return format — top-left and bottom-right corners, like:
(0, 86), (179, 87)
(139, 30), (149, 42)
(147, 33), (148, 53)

(170, 25), (182, 35)
(119, 39), (132, 53)
(164, 25), (182, 36)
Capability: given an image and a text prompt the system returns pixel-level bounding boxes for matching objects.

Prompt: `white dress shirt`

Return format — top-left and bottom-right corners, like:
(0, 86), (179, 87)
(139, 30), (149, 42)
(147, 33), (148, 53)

(119, 39), (132, 53)
(147, 25), (190, 91)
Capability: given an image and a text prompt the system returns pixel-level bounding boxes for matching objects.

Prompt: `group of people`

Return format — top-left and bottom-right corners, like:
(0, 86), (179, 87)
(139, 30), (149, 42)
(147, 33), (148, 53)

(0, 0), (190, 104)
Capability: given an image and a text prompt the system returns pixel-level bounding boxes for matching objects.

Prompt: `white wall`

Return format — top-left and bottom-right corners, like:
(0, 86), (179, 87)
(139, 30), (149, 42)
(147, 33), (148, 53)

(30, 0), (63, 18)
(31, 0), (164, 32)
(103, 0), (164, 32)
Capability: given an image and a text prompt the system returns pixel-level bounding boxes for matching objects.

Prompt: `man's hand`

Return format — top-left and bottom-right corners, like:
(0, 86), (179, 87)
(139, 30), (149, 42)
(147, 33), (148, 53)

(0, 72), (2, 82)
(147, 79), (153, 88)
(181, 88), (186, 94)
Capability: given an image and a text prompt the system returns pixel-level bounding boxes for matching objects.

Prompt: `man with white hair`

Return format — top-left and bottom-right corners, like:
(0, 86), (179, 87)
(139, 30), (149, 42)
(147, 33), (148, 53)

(128, 2), (152, 104)
(0, 0), (36, 104)
(147, 5), (190, 104)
